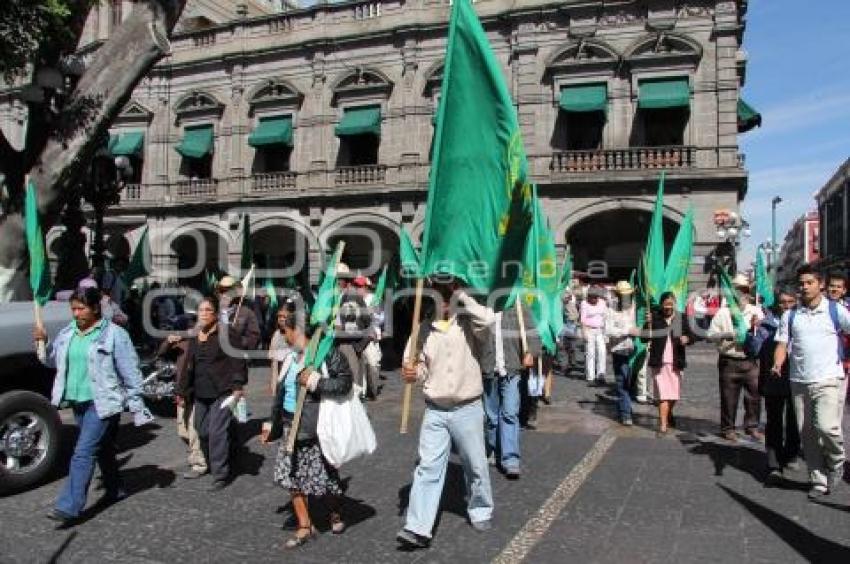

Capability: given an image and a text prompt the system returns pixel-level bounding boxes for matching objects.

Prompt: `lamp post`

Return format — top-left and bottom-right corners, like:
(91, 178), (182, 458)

(771, 196), (783, 273)
(81, 146), (132, 272)
(713, 209), (751, 274)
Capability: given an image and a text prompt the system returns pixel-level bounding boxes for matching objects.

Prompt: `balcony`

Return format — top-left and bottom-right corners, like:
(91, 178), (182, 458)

(335, 164), (387, 186)
(174, 179), (218, 200)
(251, 171), (297, 193)
(550, 146), (696, 173)
(122, 183), (142, 201)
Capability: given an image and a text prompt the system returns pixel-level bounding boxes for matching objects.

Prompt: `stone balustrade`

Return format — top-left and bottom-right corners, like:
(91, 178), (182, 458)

(550, 146), (697, 173)
(251, 171), (297, 193)
(334, 164), (387, 186)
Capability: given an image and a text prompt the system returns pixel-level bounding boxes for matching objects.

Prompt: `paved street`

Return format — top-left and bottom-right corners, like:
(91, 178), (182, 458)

(1, 344), (849, 563)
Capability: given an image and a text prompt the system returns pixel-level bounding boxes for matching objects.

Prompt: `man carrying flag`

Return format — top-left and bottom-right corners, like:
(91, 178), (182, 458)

(708, 271), (764, 442)
(396, 0), (528, 548)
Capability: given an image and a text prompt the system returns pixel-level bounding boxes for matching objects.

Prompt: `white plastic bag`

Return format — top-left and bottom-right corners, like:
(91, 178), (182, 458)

(317, 391), (377, 468)
(527, 367), (545, 397)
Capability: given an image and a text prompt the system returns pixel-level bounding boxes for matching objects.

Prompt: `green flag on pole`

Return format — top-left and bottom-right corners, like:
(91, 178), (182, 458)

(559, 251), (573, 293)
(311, 244), (344, 327)
(628, 253), (650, 374)
(644, 171), (667, 304)
(718, 266), (749, 345)
(399, 226), (421, 279)
(24, 180), (52, 306)
(419, 0), (533, 303)
(755, 248), (775, 307)
(265, 278), (279, 312)
(371, 265), (388, 307)
(663, 207), (695, 311)
(122, 226), (150, 286)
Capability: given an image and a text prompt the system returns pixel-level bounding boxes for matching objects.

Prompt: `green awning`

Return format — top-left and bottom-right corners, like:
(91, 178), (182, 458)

(638, 78), (690, 109)
(559, 84), (608, 113)
(110, 131), (145, 157)
(248, 115), (293, 147)
(737, 99), (762, 133)
(335, 106), (381, 137)
(175, 124), (214, 159)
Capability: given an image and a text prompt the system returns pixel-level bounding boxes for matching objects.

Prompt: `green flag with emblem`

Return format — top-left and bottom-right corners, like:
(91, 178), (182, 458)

(663, 206), (694, 311)
(419, 0), (533, 304)
(755, 248), (775, 307)
(24, 180), (52, 306)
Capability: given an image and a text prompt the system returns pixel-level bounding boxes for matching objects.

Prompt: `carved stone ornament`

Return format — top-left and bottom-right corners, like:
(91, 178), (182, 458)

(678, 4), (714, 18)
(173, 91), (225, 121)
(599, 8), (641, 28)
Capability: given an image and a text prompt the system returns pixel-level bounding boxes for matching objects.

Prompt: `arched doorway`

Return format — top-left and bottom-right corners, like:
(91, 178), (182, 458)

(324, 220), (399, 279)
(566, 209), (679, 283)
(251, 223), (312, 291)
(170, 228), (227, 289)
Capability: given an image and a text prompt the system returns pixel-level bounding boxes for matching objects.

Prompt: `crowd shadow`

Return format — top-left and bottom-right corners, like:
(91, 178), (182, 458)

(719, 484), (850, 560)
(396, 460), (468, 547)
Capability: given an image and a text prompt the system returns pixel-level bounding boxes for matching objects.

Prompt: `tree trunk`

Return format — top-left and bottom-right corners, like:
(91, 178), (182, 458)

(0, 0), (186, 301)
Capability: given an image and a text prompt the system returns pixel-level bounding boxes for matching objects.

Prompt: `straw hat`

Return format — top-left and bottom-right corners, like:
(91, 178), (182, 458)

(731, 273), (750, 289)
(614, 280), (634, 295)
(336, 262), (353, 279)
(217, 275), (238, 289)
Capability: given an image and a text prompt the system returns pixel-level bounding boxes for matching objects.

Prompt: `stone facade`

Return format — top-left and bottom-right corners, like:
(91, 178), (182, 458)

(41, 0), (752, 289)
(814, 157), (850, 273)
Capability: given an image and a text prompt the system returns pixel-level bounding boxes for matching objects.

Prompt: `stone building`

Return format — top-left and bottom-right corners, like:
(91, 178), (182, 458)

(23, 0), (760, 291)
(814, 157), (850, 273)
(776, 211), (819, 288)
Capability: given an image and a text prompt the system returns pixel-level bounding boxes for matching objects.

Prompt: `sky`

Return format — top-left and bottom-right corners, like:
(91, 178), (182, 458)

(738, 0), (850, 266)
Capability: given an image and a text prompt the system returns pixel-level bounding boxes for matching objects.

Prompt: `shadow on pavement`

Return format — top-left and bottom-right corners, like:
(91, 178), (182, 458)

(47, 530), (77, 563)
(718, 484), (850, 561)
(396, 461), (469, 535)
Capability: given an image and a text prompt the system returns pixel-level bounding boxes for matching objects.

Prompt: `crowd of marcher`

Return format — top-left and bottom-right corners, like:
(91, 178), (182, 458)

(28, 260), (849, 548)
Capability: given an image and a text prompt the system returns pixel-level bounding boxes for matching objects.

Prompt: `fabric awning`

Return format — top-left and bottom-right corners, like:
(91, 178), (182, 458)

(175, 124), (214, 159)
(559, 84), (608, 113)
(109, 131), (145, 157)
(638, 78), (690, 109)
(335, 106), (382, 137)
(248, 115), (293, 147)
(737, 99), (762, 133)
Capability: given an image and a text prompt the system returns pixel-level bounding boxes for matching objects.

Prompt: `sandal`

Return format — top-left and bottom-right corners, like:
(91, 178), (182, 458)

(330, 513), (346, 535)
(284, 526), (317, 549)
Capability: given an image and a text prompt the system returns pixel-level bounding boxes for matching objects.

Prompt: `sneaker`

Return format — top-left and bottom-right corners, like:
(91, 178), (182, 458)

(808, 485), (829, 500)
(764, 469), (784, 487)
(784, 458), (803, 472)
(208, 479), (229, 492)
(621, 416), (634, 427)
(504, 466), (521, 480)
(487, 453), (497, 467)
(826, 468), (841, 493)
(470, 519), (492, 532)
(183, 468), (208, 480)
(46, 509), (76, 526)
(396, 529), (429, 549)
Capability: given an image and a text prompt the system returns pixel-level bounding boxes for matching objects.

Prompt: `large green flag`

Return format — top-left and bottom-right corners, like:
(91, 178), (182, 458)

(644, 171), (667, 304)
(419, 0), (533, 303)
(628, 253), (650, 373)
(241, 214), (253, 274)
(559, 251), (573, 293)
(718, 267), (749, 345)
(371, 265), (388, 307)
(399, 226), (421, 279)
(122, 226), (150, 286)
(24, 180), (52, 306)
(515, 187), (562, 355)
(663, 207), (694, 311)
(755, 248), (775, 307)
(311, 244), (344, 326)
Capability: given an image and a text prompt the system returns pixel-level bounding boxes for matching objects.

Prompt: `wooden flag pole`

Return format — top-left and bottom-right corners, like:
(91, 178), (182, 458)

(285, 327), (323, 454)
(516, 298), (528, 355)
(400, 277), (424, 434)
(544, 357), (554, 401)
(233, 264), (255, 322)
(34, 301), (46, 359)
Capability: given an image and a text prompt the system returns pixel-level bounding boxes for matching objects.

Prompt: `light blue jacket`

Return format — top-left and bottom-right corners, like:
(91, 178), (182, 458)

(41, 320), (145, 419)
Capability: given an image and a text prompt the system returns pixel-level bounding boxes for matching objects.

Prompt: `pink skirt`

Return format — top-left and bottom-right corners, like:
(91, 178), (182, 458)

(652, 364), (681, 401)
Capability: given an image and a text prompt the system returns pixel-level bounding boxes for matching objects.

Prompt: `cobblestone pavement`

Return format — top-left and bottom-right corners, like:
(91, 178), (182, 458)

(1, 344), (849, 563)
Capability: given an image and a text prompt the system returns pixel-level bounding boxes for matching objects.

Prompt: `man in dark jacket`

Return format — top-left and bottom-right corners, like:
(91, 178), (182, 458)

(482, 305), (539, 478)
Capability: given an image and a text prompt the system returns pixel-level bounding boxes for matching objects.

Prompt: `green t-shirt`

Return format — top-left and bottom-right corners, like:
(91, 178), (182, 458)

(63, 320), (106, 403)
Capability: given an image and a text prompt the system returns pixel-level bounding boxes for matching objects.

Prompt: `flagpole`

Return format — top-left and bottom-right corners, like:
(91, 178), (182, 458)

(516, 297), (528, 355)
(234, 264), (255, 321)
(400, 277), (424, 434)
(25, 174), (47, 359)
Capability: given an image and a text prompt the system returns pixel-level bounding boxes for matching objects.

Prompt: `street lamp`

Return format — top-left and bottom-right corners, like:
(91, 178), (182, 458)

(771, 196), (783, 272)
(713, 209), (751, 273)
(81, 143), (132, 271)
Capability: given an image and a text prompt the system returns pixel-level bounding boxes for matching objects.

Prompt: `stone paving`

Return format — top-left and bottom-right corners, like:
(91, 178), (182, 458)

(1, 343), (849, 563)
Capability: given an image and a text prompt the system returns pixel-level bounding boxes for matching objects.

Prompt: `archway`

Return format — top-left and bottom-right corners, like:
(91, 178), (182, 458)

(170, 228), (227, 289)
(566, 209), (679, 283)
(323, 219), (400, 279)
(251, 223), (312, 291)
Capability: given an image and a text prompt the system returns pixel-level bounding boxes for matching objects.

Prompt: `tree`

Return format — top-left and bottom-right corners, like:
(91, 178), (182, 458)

(0, 0), (187, 301)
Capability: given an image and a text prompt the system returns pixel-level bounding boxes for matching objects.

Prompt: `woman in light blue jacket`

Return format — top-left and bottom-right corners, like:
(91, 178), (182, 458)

(33, 287), (148, 525)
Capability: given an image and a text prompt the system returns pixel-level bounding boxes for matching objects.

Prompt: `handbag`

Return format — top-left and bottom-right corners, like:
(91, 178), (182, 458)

(317, 389), (377, 468)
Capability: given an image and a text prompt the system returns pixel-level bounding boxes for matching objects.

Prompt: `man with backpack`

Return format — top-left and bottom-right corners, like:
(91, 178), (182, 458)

(825, 270), (850, 407)
(773, 264), (850, 499)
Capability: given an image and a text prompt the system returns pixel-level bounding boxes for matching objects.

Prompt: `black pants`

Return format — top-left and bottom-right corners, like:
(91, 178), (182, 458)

(764, 394), (800, 471)
(718, 357), (761, 433)
(194, 396), (234, 481)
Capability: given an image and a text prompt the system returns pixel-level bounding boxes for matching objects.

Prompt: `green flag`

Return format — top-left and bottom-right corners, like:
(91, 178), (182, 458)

(241, 214), (253, 274)
(122, 226), (150, 286)
(419, 0), (533, 303)
(202, 269), (218, 295)
(515, 188), (561, 355)
(755, 248), (775, 307)
(371, 265), (388, 307)
(399, 226), (421, 279)
(265, 278), (279, 312)
(644, 171), (667, 304)
(663, 207), (694, 311)
(718, 267), (749, 345)
(628, 253), (650, 374)
(305, 329), (336, 370)
(559, 251), (573, 293)
(24, 180), (52, 306)
(311, 244), (344, 327)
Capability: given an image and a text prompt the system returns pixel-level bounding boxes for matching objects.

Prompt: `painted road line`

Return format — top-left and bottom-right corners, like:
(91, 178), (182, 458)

(492, 430), (617, 564)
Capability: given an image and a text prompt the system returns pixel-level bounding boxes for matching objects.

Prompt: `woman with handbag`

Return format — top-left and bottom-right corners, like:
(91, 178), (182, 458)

(262, 310), (354, 549)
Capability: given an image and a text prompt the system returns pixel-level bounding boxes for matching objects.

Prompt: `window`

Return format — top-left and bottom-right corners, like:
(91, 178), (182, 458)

(642, 108), (688, 147)
(565, 112), (605, 150)
(109, 0), (123, 33)
(183, 155), (212, 180)
(635, 77), (690, 147)
(335, 106), (381, 167)
(253, 146), (292, 173)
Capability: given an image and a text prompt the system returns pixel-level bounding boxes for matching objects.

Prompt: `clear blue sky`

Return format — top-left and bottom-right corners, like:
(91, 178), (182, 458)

(739, 0), (850, 265)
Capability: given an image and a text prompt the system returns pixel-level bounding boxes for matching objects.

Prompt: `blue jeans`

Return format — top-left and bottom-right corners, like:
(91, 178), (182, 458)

(612, 353), (633, 420)
(482, 373), (521, 470)
(405, 400), (494, 537)
(56, 402), (121, 517)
